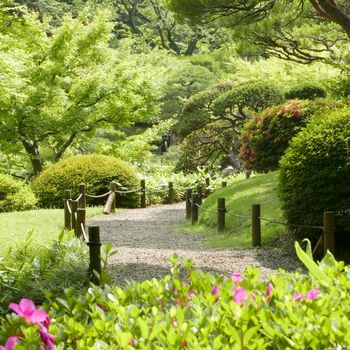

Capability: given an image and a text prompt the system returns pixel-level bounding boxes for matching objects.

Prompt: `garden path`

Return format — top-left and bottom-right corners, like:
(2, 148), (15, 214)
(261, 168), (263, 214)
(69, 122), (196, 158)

(89, 202), (302, 284)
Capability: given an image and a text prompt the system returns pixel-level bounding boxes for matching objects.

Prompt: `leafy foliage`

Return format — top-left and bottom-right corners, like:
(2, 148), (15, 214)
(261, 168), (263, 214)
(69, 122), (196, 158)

(0, 174), (37, 212)
(32, 154), (139, 208)
(279, 107), (350, 237)
(285, 85), (327, 100)
(1, 247), (350, 348)
(0, 7), (158, 175)
(0, 231), (89, 313)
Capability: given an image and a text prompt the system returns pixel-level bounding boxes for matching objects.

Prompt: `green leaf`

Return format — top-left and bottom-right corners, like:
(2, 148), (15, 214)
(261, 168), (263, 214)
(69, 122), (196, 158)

(295, 241), (331, 285)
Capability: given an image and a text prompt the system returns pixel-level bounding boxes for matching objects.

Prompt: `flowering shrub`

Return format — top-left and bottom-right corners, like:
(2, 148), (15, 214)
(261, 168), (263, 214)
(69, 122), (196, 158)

(240, 99), (308, 172)
(1, 242), (350, 349)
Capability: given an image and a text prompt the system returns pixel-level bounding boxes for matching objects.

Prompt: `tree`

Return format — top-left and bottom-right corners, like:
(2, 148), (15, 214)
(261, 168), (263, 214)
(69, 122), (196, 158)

(0, 6), (157, 176)
(166, 0), (350, 64)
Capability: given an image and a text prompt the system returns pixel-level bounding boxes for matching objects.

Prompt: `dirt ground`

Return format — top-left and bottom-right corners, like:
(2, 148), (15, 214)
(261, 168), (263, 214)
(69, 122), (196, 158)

(89, 202), (302, 284)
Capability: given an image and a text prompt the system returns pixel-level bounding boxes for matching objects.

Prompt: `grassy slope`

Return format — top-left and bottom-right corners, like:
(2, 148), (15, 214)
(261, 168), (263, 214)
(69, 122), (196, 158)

(181, 171), (285, 248)
(0, 207), (106, 254)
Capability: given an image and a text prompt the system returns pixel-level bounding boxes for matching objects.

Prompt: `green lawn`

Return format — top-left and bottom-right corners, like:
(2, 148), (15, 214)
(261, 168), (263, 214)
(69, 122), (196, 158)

(0, 207), (106, 254)
(180, 171), (285, 249)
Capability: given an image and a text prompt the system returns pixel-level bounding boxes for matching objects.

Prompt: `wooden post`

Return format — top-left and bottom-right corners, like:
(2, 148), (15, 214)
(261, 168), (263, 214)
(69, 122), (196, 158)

(252, 204), (261, 247)
(88, 226), (102, 285)
(217, 198), (226, 232)
(323, 211), (335, 255)
(196, 184), (203, 205)
(64, 190), (72, 230)
(103, 192), (116, 215)
(191, 193), (199, 225)
(222, 181), (227, 188)
(71, 200), (78, 236)
(168, 181), (174, 204)
(78, 183), (86, 209)
(185, 188), (192, 220)
(140, 179), (146, 208)
(110, 181), (116, 213)
(76, 208), (86, 238)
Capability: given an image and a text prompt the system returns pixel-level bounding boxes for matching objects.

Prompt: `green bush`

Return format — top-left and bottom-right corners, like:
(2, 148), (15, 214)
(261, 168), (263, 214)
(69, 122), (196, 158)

(285, 84), (326, 100)
(240, 99), (344, 173)
(1, 245), (350, 349)
(0, 231), (89, 313)
(32, 154), (139, 208)
(279, 107), (350, 237)
(0, 174), (37, 212)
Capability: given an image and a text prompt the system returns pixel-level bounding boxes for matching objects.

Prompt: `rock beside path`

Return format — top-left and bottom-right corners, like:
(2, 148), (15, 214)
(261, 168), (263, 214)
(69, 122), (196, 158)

(89, 202), (302, 284)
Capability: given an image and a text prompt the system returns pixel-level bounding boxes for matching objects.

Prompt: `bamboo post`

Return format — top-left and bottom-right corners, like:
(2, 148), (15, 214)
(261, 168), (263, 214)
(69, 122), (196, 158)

(103, 191), (116, 215)
(217, 198), (226, 232)
(168, 181), (174, 204)
(110, 181), (116, 213)
(252, 204), (261, 247)
(185, 188), (192, 220)
(196, 184), (203, 206)
(88, 226), (102, 285)
(71, 200), (78, 236)
(78, 183), (86, 209)
(323, 211), (335, 255)
(76, 208), (86, 238)
(64, 190), (72, 230)
(222, 181), (227, 188)
(140, 179), (146, 208)
(191, 193), (199, 225)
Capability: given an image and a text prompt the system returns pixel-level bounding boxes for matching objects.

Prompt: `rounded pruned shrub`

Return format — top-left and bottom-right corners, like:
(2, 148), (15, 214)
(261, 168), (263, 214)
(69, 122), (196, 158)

(285, 84), (326, 100)
(0, 174), (37, 212)
(32, 154), (139, 208)
(240, 99), (344, 173)
(279, 107), (350, 237)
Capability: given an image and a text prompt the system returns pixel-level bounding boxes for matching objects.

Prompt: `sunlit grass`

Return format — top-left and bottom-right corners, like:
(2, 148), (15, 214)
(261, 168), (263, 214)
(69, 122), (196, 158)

(0, 207), (108, 253)
(179, 171), (285, 249)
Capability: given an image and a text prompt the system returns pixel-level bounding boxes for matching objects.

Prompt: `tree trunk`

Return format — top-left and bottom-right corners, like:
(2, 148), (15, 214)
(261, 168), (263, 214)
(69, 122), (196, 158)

(21, 140), (43, 177)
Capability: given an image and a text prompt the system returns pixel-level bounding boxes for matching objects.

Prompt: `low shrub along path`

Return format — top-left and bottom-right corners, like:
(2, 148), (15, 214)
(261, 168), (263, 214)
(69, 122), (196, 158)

(89, 202), (302, 284)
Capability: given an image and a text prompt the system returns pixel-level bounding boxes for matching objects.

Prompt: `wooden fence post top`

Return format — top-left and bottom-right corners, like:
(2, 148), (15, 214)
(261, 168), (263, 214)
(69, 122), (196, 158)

(64, 189), (71, 199)
(110, 181), (117, 191)
(88, 226), (101, 242)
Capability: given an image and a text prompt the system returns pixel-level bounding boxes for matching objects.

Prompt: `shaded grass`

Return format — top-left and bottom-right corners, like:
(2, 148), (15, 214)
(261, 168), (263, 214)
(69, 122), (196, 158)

(0, 207), (113, 253)
(180, 171), (285, 249)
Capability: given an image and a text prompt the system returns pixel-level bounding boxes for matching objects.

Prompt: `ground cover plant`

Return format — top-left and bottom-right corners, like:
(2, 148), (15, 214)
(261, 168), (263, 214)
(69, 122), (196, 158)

(186, 171), (284, 248)
(0, 243), (349, 349)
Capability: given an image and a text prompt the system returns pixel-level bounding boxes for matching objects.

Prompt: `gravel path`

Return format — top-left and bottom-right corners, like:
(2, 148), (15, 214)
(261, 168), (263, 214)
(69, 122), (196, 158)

(89, 202), (302, 284)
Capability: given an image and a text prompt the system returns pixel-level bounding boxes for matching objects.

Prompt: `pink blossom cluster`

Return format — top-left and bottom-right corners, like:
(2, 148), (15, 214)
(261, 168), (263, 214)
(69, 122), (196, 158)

(280, 99), (303, 117)
(1, 299), (55, 350)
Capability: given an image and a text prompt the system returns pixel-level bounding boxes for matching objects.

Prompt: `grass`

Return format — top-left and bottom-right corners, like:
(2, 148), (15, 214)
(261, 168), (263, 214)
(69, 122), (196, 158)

(0, 206), (108, 254)
(180, 171), (285, 249)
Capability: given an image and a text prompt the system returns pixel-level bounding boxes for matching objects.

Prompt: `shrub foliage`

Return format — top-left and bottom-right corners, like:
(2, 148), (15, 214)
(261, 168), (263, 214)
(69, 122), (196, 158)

(1, 245), (350, 348)
(279, 107), (350, 235)
(32, 154), (139, 208)
(285, 84), (326, 100)
(0, 174), (37, 212)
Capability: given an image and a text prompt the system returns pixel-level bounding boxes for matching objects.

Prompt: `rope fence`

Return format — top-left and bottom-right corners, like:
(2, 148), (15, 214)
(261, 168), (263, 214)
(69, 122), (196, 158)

(184, 188), (335, 259)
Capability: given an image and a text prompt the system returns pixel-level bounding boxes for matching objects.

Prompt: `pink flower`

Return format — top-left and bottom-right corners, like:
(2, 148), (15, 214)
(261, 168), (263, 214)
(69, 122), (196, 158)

(188, 290), (195, 299)
(306, 288), (319, 301)
(181, 281), (190, 286)
(233, 287), (248, 304)
(292, 292), (305, 301)
(9, 299), (48, 324)
(172, 318), (178, 327)
(0, 336), (20, 350)
(211, 285), (219, 296)
(231, 272), (244, 286)
(39, 325), (55, 350)
(293, 287), (320, 302)
(266, 283), (273, 302)
(130, 338), (135, 346)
